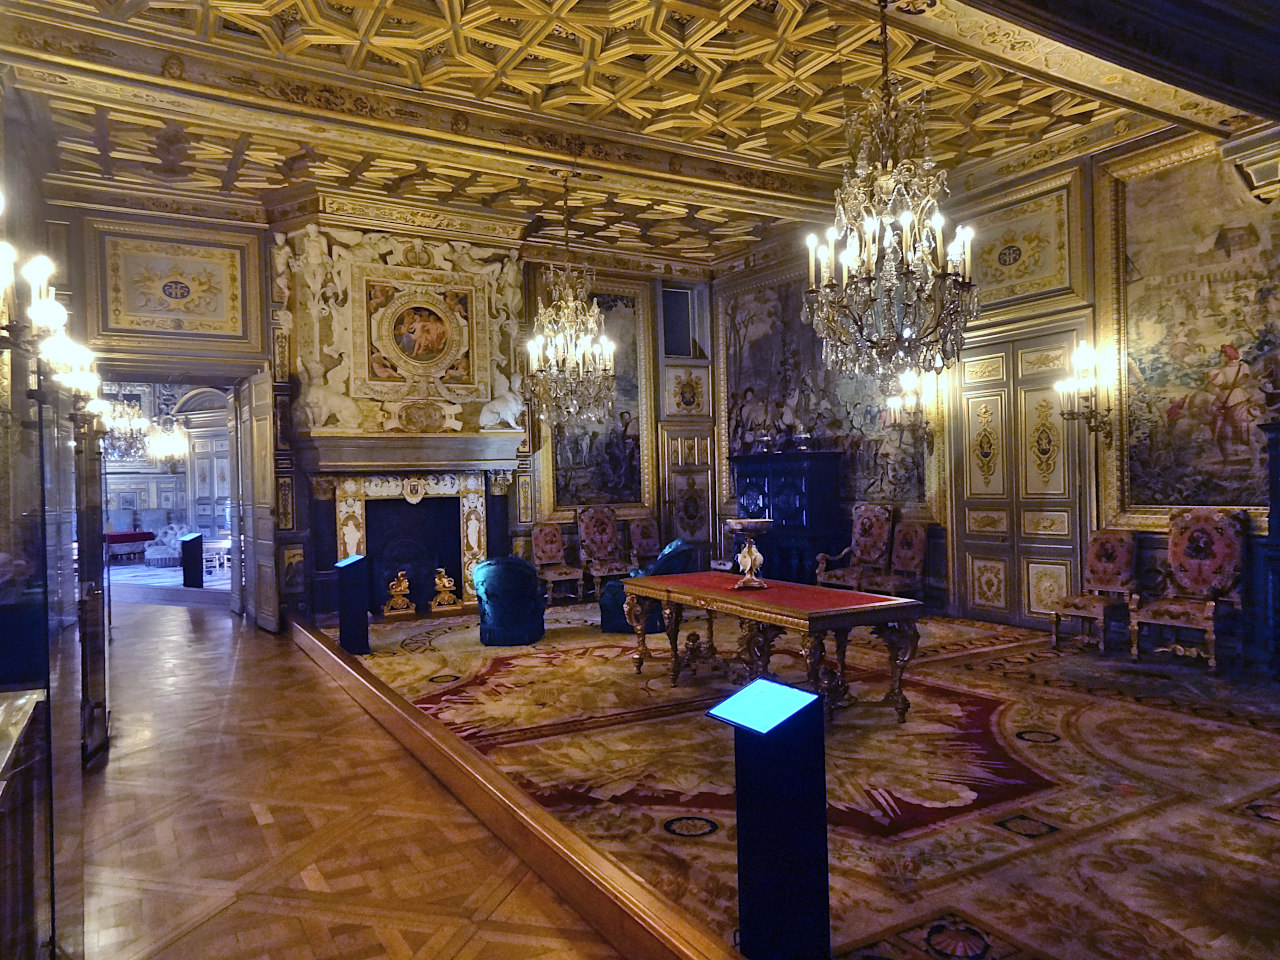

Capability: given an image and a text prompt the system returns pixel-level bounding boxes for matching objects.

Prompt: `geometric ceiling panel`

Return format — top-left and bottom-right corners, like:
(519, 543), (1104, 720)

(43, 98), (789, 262)
(45, 0), (1127, 167)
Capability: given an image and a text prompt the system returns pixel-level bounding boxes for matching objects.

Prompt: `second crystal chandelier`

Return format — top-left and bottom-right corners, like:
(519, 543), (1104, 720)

(525, 172), (616, 424)
(804, 0), (980, 393)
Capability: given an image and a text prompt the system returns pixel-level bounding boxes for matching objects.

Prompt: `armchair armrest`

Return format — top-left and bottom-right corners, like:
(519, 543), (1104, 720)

(815, 545), (854, 576)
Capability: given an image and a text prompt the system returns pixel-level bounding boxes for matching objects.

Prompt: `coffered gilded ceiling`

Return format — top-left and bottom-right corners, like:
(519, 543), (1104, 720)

(0, 0), (1267, 265)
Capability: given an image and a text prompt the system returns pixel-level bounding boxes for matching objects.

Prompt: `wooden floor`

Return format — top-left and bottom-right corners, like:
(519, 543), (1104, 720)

(87, 602), (624, 960)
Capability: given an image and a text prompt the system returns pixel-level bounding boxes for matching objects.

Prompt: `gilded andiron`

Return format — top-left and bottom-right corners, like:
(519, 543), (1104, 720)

(384, 569), (416, 618)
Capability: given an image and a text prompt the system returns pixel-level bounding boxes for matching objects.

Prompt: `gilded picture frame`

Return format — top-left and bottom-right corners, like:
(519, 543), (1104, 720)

(534, 274), (656, 522)
(954, 168), (1086, 319)
(85, 218), (264, 358)
(1097, 133), (1274, 534)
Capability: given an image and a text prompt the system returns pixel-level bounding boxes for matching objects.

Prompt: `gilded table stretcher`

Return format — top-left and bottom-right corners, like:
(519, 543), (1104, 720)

(622, 571), (925, 722)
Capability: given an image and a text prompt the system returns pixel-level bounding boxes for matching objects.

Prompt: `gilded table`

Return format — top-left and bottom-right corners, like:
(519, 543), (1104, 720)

(622, 571), (925, 722)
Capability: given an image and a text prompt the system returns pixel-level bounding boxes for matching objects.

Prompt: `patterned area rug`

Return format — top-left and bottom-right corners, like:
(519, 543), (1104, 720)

(355, 605), (1280, 960)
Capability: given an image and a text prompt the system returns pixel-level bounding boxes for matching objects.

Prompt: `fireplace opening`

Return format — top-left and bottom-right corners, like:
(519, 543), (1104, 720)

(365, 497), (463, 613)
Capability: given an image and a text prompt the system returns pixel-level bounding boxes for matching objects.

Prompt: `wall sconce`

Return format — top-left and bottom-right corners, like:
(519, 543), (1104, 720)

(886, 368), (936, 454)
(1054, 341), (1113, 446)
(1, 190), (102, 408)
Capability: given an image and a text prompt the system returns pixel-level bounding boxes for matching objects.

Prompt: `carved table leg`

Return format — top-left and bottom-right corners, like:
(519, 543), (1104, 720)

(872, 620), (921, 723)
(805, 630), (825, 690)
(664, 601), (685, 686)
(624, 594), (656, 674)
(834, 628), (852, 682)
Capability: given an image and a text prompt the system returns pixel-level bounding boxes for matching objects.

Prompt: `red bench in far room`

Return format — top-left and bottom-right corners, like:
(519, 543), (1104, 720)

(105, 530), (155, 563)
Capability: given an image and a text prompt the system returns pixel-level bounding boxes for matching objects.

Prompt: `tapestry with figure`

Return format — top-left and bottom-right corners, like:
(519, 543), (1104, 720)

(550, 292), (645, 508)
(1122, 152), (1280, 508)
(720, 269), (925, 504)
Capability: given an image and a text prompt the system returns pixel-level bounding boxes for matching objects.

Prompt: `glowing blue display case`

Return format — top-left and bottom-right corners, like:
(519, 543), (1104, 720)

(708, 679), (829, 959)
(335, 553), (371, 655)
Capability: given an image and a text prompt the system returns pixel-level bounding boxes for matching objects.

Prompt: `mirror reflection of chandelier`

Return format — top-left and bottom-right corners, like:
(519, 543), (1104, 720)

(87, 398), (151, 460)
(525, 172), (616, 424)
(147, 414), (188, 469)
(803, 0), (979, 393)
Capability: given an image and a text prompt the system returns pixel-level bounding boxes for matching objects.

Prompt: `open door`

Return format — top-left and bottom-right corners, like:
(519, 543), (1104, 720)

(233, 371), (279, 631)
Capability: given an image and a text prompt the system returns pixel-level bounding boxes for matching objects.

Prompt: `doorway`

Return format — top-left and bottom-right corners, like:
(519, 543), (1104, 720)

(99, 381), (236, 606)
(950, 317), (1091, 628)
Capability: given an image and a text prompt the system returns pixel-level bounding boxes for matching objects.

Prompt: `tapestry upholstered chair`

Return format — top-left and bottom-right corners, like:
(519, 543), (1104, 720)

(1051, 529), (1136, 651)
(863, 521), (928, 599)
(628, 515), (663, 568)
(577, 505), (632, 596)
(1129, 507), (1246, 674)
(474, 556), (545, 646)
(816, 503), (894, 590)
(530, 521), (583, 602)
(600, 538), (699, 633)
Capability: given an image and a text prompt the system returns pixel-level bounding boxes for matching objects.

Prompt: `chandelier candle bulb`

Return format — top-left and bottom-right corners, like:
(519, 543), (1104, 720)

(806, 233), (818, 287)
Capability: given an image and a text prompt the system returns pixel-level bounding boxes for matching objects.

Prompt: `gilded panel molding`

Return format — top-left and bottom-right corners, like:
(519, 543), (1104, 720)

(1022, 511), (1070, 537)
(967, 555), (1008, 611)
(1021, 389), (1065, 498)
(1024, 559), (1069, 618)
(965, 395), (1005, 498)
(954, 168), (1087, 319)
(966, 508), (1009, 534)
(84, 217), (265, 359)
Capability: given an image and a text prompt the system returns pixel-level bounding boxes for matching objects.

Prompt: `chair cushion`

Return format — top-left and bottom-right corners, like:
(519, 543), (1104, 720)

(538, 563), (582, 582)
(817, 567), (863, 589)
(1056, 593), (1127, 620)
(1083, 530), (1136, 591)
(862, 572), (921, 598)
(1167, 507), (1245, 598)
(1132, 597), (1218, 630)
(587, 559), (631, 579)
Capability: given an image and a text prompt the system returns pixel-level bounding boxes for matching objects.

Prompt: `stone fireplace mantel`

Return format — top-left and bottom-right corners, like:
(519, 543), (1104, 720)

(326, 472), (489, 601)
(296, 431), (523, 475)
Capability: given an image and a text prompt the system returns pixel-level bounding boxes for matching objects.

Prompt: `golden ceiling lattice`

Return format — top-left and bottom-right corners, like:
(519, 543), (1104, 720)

(44, 98), (786, 261)
(45, 0), (1124, 167)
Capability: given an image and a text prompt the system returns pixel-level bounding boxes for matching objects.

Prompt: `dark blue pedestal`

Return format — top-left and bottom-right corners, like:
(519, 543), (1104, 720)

(336, 554), (371, 655)
(180, 532), (203, 589)
(709, 680), (830, 960)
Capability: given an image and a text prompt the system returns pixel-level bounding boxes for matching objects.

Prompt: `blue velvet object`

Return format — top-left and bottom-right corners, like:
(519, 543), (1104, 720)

(599, 538), (698, 633)
(474, 556), (546, 646)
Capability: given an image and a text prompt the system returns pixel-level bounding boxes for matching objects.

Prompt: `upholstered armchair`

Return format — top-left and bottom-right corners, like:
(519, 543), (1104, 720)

(815, 503), (893, 589)
(628, 515), (662, 568)
(1051, 530), (1136, 651)
(600, 538), (699, 633)
(473, 556), (546, 646)
(1129, 508), (1246, 673)
(863, 521), (927, 599)
(530, 521), (583, 602)
(577, 505), (631, 595)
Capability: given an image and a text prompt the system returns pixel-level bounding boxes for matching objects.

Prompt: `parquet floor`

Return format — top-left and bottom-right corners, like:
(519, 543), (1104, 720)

(87, 603), (624, 960)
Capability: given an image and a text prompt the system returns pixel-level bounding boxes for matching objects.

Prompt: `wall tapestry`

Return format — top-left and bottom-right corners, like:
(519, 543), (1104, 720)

(536, 278), (655, 521)
(1118, 149), (1280, 511)
(719, 269), (926, 505)
(87, 219), (263, 357)
(553, 294), (640, 506)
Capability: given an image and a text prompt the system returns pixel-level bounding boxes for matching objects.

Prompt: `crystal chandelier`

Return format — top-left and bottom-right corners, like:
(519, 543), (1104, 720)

(525, 173), (615, 423)
(804, 0), (979, 393)
(87, 398), (152, 460)
(147, 414), (188, 470)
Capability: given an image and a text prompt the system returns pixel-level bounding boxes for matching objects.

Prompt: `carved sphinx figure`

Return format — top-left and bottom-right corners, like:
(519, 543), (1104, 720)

(479, 371), (525, 430)
(298, 359), (363, 430)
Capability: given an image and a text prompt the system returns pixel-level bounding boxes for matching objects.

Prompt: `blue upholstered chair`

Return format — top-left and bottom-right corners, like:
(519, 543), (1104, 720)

(599, 538), (698, 633)
(474, 556), (546, 646)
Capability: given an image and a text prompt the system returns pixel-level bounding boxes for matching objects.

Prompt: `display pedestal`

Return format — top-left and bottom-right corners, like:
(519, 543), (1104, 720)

(709, 679), (829, 960)
(179, 532), (203, 589)
(336, 554), (371, 655)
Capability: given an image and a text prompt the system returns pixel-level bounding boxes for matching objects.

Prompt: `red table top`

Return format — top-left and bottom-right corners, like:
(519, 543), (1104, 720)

(626, 570), (919, 617)
(105, 531), (155, 544)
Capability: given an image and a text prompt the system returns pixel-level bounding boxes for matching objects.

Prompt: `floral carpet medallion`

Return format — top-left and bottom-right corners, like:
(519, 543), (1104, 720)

(353, 605), (1280, 959)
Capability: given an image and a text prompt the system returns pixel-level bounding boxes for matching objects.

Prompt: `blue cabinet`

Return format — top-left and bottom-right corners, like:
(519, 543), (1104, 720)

(730, 452), (844, 584)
